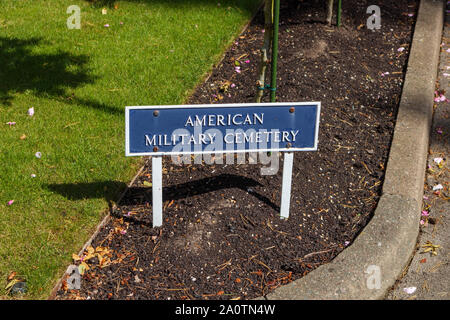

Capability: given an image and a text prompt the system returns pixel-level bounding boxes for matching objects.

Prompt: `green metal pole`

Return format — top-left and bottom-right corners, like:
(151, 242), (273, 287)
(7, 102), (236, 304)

(337, 0), (342, 27)
(270, 0), (280, 102)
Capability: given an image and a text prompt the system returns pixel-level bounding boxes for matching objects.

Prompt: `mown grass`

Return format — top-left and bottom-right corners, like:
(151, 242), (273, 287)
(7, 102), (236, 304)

(0, 0), (260, 299)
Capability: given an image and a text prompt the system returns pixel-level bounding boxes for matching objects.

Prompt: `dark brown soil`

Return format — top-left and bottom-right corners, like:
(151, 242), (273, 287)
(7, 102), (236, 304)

(56, 0), (418, 300)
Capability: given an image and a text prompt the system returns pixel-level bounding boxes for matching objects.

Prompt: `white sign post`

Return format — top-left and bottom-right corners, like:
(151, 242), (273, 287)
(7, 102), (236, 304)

(280, 152), (294, 219)
(152, 156), (163, 227)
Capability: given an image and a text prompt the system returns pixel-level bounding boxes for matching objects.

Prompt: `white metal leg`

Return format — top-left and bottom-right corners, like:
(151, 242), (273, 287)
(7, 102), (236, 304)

(152, 156), (163, 227)
(280, 152), (294, 219)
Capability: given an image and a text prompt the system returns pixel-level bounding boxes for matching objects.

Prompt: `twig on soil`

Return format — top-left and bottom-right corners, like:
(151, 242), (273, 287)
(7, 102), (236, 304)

(361, 161), (373, 175)
(253, 259), (272, 273)
(216, 259), (232, 272)
(295, 247), (337, 262)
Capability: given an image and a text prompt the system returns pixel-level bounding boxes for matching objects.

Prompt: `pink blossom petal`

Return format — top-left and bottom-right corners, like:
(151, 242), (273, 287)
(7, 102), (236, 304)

(403, 287), (417, 294)
(244, 59), (250, 64)
(104, 24), (110, 28)
(421, 210), (429, 217)
(7, 200), (14, 206)
(27, 107), (34, 116)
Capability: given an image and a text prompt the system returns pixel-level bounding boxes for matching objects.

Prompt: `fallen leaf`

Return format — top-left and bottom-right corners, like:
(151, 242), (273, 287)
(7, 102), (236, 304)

(5, 279), (20, 291)
(78, 262), (89, 275)
(72, 253), (81, 261)
(143, 181), (152, 187)
(7, 271), (17, 281)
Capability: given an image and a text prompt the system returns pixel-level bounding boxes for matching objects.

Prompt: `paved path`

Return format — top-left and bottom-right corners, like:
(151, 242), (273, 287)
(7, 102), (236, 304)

(387, 7), (449, 300)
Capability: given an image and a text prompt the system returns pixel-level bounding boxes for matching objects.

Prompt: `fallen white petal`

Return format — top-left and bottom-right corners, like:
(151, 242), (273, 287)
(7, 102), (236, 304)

(403, 287), (417, 294)
(432, 184), (443, 191)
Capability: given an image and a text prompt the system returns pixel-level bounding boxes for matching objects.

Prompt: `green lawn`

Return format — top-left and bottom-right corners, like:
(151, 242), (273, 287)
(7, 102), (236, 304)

(0, 0), (260, 299)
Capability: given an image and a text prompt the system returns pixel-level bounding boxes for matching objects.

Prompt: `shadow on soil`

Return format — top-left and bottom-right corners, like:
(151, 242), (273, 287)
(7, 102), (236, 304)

(120, 173), (280, 211)
(47, 174), (279, 211)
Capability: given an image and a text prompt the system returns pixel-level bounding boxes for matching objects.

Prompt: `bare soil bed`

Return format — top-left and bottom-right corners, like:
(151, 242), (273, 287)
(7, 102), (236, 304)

(56, 0), (418, 300)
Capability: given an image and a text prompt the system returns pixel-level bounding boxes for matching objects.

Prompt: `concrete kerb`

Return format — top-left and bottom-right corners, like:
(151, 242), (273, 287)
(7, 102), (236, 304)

(264, 0), (445, 300)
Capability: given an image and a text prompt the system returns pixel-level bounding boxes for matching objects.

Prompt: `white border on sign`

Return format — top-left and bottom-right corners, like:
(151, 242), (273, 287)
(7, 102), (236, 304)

(125, 102), (321, 157)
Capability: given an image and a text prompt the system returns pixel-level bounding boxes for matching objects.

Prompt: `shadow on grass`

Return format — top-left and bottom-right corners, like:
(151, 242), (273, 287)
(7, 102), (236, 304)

(120, 173), (280, 211)
(0, 36), (123, 115)
(0, 37), (91, 104)
(87, 0), (259, 14)
(46, 181), (128, 202)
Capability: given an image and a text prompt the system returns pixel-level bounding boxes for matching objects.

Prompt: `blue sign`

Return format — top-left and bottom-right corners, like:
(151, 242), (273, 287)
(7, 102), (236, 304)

(125, 102), (320, 156)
